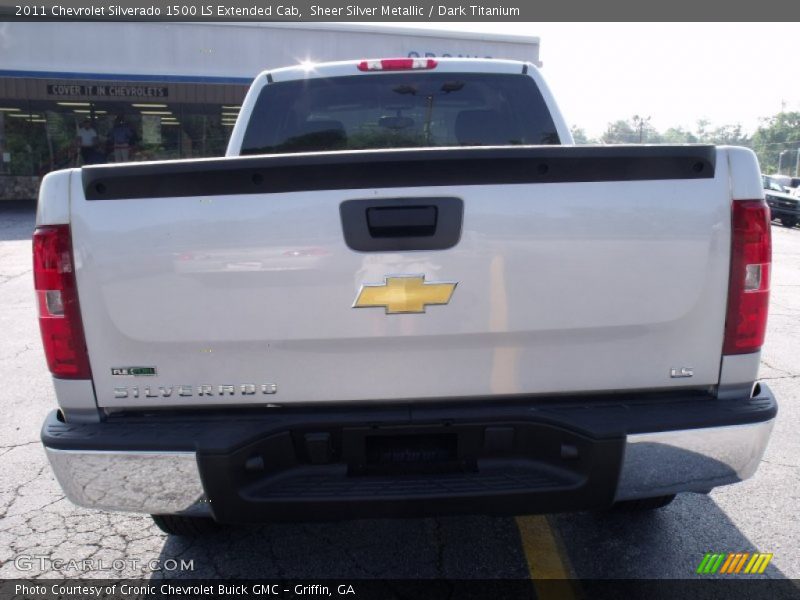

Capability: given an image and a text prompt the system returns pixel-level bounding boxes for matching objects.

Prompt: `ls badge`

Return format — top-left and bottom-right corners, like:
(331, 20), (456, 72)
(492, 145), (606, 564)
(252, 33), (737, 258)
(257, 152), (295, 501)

(353, 275), (457, 314)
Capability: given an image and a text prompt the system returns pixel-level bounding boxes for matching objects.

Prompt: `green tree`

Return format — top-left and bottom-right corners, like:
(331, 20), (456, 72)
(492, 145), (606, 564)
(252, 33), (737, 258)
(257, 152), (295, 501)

(751, 112), (800, 174)
(601, 116), (660, 144)
(661, 127), (698, 144)
(631, 115), (659, 143)
(698, 123), (750, 146)
(569, 126), (594, 144)
(695, 119), (711, 141)
(601, 120), (637, 144)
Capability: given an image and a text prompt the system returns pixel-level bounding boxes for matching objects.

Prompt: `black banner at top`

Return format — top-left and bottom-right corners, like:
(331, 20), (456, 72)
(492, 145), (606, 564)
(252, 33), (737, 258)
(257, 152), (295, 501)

(1, 0), (800, 21)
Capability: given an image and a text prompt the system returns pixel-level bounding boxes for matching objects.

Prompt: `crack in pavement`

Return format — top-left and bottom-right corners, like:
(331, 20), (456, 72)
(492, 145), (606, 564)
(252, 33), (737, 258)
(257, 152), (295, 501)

(0, 270), (32, 286)
(8, 496), (66, 519)
(11, 345), (32, 361)
(760, 359), (797, 378)
(0, 441), (38, 451)
(0, 462), (50, 520)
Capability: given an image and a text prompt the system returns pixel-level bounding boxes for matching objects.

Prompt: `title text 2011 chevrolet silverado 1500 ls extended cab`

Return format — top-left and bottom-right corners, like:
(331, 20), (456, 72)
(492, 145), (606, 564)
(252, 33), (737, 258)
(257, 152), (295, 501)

(36, 58), (776, 536)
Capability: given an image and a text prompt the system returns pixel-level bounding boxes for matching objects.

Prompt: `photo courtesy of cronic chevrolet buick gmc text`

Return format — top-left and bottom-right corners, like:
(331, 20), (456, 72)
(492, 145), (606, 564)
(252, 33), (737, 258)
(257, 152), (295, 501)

(35, 58), (776, 536)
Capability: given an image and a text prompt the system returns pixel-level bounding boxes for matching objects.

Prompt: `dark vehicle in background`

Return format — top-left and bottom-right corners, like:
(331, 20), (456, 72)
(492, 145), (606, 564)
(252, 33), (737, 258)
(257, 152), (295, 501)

(763, 174), (800, 193)
(763, 174), (799, 228)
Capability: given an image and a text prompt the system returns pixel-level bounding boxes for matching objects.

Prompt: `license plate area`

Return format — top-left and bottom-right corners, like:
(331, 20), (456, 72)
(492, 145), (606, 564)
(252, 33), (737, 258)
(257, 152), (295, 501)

(357, 433), (467, 476)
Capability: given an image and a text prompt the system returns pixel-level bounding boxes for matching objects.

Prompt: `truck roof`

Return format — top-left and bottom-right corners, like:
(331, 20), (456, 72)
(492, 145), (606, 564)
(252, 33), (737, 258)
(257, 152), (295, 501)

(262, 57), (533, 84)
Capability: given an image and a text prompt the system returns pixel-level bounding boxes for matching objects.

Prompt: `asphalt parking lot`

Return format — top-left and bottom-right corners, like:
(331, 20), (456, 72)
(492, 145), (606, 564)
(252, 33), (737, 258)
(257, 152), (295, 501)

(0, 199), (798, 584)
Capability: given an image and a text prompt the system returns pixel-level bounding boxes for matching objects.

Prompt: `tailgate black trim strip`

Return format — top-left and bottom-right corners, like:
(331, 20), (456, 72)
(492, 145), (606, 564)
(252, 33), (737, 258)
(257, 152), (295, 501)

(41, 385), (775, 453)
(81, 145), (716, 201)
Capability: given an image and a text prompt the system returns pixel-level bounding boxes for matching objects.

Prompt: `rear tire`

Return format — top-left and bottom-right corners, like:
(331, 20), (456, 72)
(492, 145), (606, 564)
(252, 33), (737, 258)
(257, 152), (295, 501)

(780, 217), (797, 228)
(151, 514), (222, 536)
(610, 494), (676, 512)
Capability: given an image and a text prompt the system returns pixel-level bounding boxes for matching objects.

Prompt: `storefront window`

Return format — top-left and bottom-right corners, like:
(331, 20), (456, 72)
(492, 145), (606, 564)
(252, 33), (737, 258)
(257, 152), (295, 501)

(177, 103), (235, 159)
(0, 89), (245, 181)
(0, 104), (49, 175)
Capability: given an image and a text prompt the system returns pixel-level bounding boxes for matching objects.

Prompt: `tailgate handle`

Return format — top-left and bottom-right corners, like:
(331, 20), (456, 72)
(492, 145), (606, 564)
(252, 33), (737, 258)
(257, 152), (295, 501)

(367, 206), (437, 238)
(340, 197), (463, 252)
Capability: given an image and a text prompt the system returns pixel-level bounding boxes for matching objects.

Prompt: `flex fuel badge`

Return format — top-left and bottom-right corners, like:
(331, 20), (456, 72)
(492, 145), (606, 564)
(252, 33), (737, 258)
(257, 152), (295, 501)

(111, 366), (157, 377)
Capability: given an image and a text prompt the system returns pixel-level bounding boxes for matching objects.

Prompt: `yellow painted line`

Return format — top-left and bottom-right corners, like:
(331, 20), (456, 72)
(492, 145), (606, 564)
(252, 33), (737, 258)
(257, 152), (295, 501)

(516, 515), (579, 600)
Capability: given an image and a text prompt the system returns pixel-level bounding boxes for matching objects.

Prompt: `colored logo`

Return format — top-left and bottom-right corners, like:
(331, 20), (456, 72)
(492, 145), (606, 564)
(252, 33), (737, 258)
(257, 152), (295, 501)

(353, 275), (457, 314)
(696, 552), (773, 575)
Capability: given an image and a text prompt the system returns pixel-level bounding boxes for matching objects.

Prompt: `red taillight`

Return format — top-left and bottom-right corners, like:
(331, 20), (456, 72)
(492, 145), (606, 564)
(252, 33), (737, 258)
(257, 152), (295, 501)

(722, 200), (772, 355)
(357, 58), (438, 72)
(33, 225), (92, 379)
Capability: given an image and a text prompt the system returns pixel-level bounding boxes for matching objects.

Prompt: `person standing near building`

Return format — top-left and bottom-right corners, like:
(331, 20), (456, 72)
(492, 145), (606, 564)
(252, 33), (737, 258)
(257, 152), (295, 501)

(76, 119), (98, 165)
(110, 115), (136, 162)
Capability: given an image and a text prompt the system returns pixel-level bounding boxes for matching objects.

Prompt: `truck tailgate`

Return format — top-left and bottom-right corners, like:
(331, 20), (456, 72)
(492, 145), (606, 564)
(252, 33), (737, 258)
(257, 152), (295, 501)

(70, 146), (730, 408)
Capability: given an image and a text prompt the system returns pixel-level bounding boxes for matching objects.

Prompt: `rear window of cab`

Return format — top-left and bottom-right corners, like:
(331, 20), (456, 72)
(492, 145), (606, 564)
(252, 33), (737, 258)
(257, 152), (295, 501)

(240, 72), (560, 155)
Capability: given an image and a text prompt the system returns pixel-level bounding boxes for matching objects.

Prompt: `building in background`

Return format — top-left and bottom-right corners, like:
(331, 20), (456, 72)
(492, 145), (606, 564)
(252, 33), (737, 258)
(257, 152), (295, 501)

(0, 22), (540, 200)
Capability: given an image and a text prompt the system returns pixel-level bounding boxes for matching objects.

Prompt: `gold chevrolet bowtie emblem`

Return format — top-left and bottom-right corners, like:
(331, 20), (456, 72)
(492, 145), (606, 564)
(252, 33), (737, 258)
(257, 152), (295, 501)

(353, 275), (457, 314)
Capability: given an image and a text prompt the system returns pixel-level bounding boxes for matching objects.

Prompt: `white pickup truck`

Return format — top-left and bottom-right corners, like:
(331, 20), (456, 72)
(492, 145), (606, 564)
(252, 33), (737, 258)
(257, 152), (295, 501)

(37, 58), (776, 536)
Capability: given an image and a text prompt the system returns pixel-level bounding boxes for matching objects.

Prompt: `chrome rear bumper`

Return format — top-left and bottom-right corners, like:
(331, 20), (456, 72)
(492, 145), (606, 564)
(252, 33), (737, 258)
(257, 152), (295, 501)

(45, 449), (209, 515)
(614, 419), (775, 501)
(45, 418), (775, 516)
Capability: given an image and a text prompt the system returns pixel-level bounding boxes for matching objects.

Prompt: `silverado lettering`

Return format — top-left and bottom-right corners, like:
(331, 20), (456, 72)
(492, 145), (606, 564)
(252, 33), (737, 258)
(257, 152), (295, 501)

(113, 384), (278, 398)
